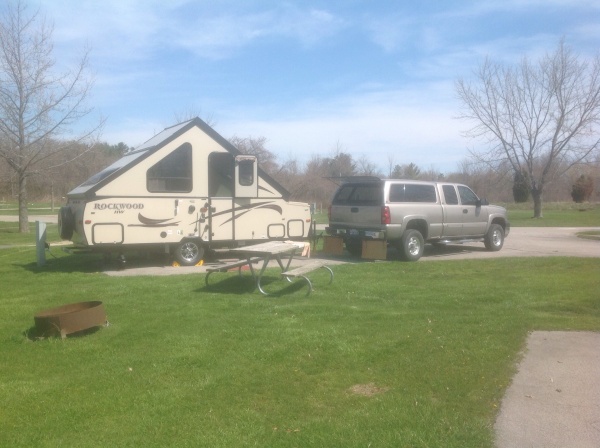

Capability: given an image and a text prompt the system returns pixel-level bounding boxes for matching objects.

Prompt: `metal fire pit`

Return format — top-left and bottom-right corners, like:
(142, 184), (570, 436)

(34, 301), (107, 338)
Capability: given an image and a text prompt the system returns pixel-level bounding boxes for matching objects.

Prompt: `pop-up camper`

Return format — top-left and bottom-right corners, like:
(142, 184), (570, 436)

(58, 118), (311, 265)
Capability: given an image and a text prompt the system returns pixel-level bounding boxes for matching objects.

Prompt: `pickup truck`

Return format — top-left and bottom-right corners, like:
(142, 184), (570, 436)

(326, 178), (510, 261)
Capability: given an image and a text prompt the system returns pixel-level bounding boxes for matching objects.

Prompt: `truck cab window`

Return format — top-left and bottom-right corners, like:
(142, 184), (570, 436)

(457, 185), (479, 206)
(442, 185), (459, 205)
(389, 184), (436, 203)
(147, 143), (193, 192)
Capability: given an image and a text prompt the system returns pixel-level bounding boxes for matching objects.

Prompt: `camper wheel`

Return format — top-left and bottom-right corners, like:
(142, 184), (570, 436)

(174, 240), (205, 266)
(58, 207), (75, 240)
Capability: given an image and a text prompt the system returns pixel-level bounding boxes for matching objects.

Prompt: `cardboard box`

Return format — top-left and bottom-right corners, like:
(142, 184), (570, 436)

(361, 239), (387, 260)
(322, 236), (344, 255)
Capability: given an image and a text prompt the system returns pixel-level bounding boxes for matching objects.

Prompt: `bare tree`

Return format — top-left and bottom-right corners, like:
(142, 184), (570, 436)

(228, 135), (281, 175)
(357, 155), (381, 176)
(0, 1), (101, 232)
(456, 40), (600, 217)
(386, 153), (395, 177)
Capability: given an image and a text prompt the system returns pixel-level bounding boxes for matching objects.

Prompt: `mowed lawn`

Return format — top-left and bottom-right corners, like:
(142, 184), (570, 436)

(1, 242), (599, 447)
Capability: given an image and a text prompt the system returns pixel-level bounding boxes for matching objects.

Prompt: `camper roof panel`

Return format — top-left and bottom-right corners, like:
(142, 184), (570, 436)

(68, 150), (149, 196)
(133, 120), (192, 154)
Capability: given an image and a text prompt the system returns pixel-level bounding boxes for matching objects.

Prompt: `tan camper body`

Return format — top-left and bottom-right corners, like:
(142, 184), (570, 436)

(58, 118), (311, 265)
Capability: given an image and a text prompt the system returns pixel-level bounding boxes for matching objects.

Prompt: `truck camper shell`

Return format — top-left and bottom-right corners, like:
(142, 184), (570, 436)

(59, 117), (311, 265)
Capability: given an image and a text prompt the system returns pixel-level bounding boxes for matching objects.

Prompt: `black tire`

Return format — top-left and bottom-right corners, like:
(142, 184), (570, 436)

(484, 223), (504, 251)
(174, 240), (205, 266)
(399, 229), (424, 262)
(345, 240), (362, 257)
(58, 207), (75, 240)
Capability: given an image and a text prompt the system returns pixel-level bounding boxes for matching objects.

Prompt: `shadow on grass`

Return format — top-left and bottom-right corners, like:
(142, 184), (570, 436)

(19, 252), (110, 274)
(199, 274), (307, 297)
(423, 243), (488, 258)
(20, 248), (175, 274)
(22, 324), (104, 341)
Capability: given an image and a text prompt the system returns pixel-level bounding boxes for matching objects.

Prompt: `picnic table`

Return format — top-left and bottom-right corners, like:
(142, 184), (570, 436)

(205, 241), (332, 295)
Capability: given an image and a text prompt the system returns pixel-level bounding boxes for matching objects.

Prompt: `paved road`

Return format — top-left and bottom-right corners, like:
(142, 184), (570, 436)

(420, 227), (600, 260)
(495, 331), (600, 448)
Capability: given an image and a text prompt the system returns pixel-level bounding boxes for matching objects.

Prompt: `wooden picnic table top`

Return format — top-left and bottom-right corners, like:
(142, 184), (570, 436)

(229, 241), (306, 257)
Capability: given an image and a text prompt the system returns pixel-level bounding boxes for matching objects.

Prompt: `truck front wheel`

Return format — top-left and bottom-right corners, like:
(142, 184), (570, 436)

(399, 229), (424, 261)
(174, 240), (205, 266)
(484, 224), (504, 251)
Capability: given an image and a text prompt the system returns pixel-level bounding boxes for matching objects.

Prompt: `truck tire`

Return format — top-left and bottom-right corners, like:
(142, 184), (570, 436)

(174, 240), (205, 266)
(400, 229), (424, 262)
(484, 224), (504, 251)
(58, 207), (75, 240)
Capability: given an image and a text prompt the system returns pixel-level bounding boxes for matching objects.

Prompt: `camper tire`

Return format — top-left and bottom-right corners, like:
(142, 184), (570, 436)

(58, 206), (75, 240)
(174, 240), (205, 266)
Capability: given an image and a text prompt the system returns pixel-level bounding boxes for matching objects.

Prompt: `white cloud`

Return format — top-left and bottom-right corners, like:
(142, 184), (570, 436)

(171, 5), (346, 58)
(29, 0), (598, 177)
(217, 82), (466, 173)
(364, 15), (412, 53)
(41, 1), (346, 61)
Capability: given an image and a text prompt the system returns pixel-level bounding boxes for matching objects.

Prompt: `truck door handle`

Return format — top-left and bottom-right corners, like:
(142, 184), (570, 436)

(463, 209), (468, 214)
(351, 207), (359, 213)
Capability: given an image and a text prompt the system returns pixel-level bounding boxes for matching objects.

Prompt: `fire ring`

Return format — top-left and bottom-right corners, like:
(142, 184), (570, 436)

(34, 301), (107, 339)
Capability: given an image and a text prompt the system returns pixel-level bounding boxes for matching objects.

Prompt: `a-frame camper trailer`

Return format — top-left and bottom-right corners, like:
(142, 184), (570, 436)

(58, 118), (311, 265)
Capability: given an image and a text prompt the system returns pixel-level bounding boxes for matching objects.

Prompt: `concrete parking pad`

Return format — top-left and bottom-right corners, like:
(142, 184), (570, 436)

(495, 331), (600, 448)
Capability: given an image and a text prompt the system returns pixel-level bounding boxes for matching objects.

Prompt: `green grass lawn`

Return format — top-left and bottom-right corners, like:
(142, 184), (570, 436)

(0, 201), (599, 446)
(1, 245), (599, 447)
(505, 202), (600, 227)
(0, 222), (60, 246)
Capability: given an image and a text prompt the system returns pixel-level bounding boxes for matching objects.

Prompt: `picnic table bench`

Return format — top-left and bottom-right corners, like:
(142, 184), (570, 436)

(280, 260), (333, 296)
(205, 257), (263, 286)
(204, 241), (333, 296)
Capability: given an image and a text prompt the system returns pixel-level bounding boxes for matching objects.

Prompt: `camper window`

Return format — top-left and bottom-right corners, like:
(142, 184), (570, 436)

(238, 159), (254, 186)
(147, 143), (193, 192)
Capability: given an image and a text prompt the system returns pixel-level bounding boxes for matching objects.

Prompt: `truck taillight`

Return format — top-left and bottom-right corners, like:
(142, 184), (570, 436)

(381, 206), (391, 224)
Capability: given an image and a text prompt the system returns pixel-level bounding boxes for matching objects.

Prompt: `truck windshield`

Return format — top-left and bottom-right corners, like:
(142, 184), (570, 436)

(332, 183), (383, 206)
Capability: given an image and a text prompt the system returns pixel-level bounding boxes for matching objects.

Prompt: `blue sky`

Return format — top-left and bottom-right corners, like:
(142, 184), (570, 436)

(33, 0), (600, 173)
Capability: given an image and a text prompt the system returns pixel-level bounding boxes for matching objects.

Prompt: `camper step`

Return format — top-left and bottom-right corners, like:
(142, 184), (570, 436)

(281, 261), (334, 296)
(205, 257), (263, 286)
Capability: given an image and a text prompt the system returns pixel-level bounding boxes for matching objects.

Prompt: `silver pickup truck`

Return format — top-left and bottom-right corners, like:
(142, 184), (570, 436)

(326, 178), (510, 261)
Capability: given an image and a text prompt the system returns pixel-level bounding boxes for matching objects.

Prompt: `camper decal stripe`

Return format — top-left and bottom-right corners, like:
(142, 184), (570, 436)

(258, 185), (275, 195)
(210, 201), (282, 218)
(137, 214), (173, 225)
(219, 203), (284, 226)
(127, 213), (180, 228)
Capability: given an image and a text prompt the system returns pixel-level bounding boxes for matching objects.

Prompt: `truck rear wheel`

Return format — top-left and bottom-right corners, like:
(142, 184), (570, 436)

(399, 229), (424, 261)
(484, 224), (504, 251)
(174, 240), (205, 266)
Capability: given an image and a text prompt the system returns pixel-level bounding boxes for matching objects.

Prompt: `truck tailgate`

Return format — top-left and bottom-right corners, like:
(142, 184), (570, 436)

(330, 205), (382, 226)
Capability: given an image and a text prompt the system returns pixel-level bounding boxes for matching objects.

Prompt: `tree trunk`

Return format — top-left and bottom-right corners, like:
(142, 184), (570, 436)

(18, 174), (29, 233)
(531, 187), (543, 219)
